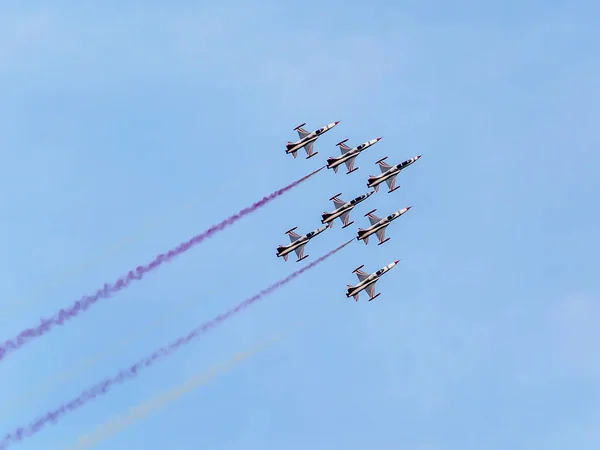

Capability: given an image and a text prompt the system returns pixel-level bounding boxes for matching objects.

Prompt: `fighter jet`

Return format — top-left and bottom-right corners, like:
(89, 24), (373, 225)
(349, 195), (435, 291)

(357, 206), (412, 245)
(321, 191), (374, 229)
(285, 121), (340, 159)
(326, 137), (382, 174)
(346, 260), (400, 302)
(367, 155), (422, 193)
(276, 225), (328, 262)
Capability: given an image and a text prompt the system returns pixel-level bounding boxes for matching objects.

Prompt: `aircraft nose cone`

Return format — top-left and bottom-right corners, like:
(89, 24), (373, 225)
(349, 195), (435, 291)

(394, 260), (400, 265)
(406, 206), (412, 210)
(334, 121), (340, 125)
(376, 137), (382, 141)
(416, 154), (422, 159)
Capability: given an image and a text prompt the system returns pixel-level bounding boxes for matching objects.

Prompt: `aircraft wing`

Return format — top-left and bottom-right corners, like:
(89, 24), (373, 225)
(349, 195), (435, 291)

(339, 142), (352, 154)
(366, 212), (382, 226)
(385, 174), (398, 191)
(303, 141), (316, 158)
(378, 160), (392, 173)
(294, 244), (307, 260)
(366, 282), (378, 299)
(332, 197), (346, 209)
(344, 155), (358, 172)
(288, 231), (302, 242)
(297, 127), (311, 139)
(375, 226), (387, 244)
(339, 210), (352, 227)
(355, 269), (370, 282)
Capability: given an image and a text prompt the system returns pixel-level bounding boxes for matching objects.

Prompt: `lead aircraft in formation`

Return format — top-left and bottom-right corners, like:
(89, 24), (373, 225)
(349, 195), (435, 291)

(279, 120), (422, 302)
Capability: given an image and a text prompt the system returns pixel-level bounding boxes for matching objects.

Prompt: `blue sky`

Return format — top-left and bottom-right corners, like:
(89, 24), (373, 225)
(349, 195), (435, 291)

(1, 1), (599, 449)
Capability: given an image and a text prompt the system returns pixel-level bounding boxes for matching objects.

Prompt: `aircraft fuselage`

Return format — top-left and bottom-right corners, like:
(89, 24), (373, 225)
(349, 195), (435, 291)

(346, 261), (398, 299)
(276, 226), (327, 257)
(357, 208), (410, 241)
(277, 236), (309, 257)
(321, 192), (373, 226)
(285, 135), (318, 155)
(327, 138), (380, 169)
(367, 156), (420, 189)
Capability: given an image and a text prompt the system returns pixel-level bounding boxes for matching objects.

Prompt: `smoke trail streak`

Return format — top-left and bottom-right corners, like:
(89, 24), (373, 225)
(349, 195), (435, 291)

(0, 167), (323, 363)
(0, 239), (352, 449)
(1, 160), (266, 320)
(0, 297), (198, 421)
(66, 326), (296, 450)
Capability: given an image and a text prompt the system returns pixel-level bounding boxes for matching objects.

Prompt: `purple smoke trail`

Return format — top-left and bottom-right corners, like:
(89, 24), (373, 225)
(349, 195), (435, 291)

(0, 239), (353, 449)
(0, 167), (324, 363)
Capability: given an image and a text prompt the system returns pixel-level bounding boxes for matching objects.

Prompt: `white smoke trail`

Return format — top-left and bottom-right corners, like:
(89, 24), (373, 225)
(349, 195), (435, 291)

(65, 326), (295, 450)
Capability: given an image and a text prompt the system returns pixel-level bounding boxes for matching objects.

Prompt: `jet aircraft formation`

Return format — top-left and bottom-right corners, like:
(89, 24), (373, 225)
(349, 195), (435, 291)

(279, 121), (422, 302)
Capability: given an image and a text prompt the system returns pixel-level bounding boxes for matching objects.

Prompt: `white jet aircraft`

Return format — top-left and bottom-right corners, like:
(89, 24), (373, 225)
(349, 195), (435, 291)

(367, 155), (421, 193)
(285, 121), (340, 159)
(321, 191), (374, 229)
(346, 260), (400, 302)
(326, 137), (382, 174)
(276, 225), (328, 262)
(357, 206), (412, 245)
